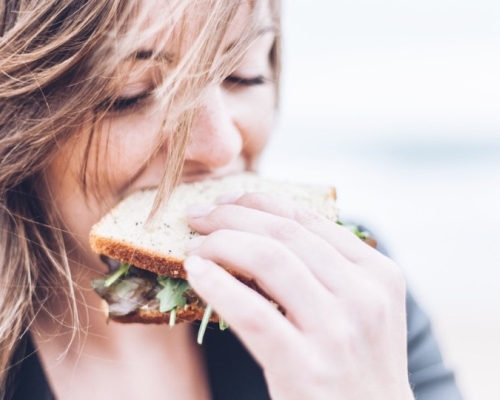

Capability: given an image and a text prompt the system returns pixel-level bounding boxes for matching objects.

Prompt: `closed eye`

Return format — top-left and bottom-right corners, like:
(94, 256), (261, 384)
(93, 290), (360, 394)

(224, 75), (267, 87)
(108, 91), (151, 113)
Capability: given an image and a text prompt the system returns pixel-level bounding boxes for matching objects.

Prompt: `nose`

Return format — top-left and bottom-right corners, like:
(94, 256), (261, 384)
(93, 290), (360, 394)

(184, 87), (243, 171)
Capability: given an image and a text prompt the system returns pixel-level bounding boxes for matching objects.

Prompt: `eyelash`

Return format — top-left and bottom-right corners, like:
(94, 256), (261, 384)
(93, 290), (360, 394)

(107, 91), (151, 113)
(224, 75), (267, 86)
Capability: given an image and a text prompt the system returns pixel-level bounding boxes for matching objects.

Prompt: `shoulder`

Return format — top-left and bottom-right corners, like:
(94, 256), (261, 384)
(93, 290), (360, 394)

(406, 291), (463, 399)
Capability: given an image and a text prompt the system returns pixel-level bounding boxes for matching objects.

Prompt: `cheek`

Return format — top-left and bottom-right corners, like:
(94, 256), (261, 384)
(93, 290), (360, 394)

(44, 112), (163, 240)
(95, 111), (163, 195)
(43, 141), (106, 272)
(229, 85), (276, 158)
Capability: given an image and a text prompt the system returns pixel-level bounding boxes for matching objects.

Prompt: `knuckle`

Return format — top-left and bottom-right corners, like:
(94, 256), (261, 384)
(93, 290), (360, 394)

(200, 229), (226, 250)
(367, 295), (392, 329)
(192, 260), (225, 294)
(255, 241), (290, 271)
(238, 191), (270, 208)
(195, 229), (234, 259)
(354, 283), (404, 337)
(237, 302), (274, 335)
(294, 207), (325, 227)
(380, 259), (407, 300)
(390, 270), (407, 300)
(301, 352), (334, 389)
(270, 218), (303, 242)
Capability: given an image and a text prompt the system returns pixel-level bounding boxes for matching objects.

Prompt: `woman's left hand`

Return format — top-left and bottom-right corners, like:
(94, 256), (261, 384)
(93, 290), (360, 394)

(184, 192), (414, 400)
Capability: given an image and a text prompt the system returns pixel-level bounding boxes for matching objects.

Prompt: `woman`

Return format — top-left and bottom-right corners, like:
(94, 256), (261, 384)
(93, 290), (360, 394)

(0, 1), (462, 399)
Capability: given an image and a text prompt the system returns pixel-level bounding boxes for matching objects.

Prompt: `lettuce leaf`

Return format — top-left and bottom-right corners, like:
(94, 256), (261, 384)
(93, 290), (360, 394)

(156, 276), (191, 313)
(337, 221), (371, 240)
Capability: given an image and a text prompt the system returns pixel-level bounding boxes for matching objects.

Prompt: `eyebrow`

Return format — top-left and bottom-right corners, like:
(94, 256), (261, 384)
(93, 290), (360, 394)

(223, 26), (276, 53)
(129, 26), (275, 63)
(129, 50), (174, 63)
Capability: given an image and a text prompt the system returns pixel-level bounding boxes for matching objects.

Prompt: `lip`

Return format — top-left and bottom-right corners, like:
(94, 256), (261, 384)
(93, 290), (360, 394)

(180, 170), (240, 183)
(180, 158), (248, 184)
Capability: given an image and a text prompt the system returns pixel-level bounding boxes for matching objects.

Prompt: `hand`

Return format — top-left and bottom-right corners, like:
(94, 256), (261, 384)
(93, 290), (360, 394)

(184, 192), (414, 400)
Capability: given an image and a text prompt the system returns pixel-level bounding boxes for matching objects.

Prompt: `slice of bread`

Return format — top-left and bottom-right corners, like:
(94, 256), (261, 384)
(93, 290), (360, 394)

(90, 172), (338, 279)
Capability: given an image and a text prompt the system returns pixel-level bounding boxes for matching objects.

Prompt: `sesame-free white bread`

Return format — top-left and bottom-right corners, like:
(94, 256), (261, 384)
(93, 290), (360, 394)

(89, 172), (337, 280)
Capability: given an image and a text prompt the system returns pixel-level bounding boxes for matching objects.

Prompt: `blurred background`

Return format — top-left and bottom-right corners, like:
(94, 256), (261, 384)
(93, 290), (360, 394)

(260, 1), (500, 399)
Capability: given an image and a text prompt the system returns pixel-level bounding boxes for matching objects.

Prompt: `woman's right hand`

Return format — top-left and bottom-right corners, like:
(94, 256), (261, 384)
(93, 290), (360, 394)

(184, 192), (414, 400)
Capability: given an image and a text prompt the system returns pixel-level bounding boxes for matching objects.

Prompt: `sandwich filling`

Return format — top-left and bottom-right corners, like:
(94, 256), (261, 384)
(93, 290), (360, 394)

(91, 264), (226, 343)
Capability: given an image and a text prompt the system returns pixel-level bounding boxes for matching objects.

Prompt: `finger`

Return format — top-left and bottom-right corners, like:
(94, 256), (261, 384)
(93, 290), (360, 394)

(222, 192), (380, 264)
(187, 230), (333, 329)
(187, 202), (356, 293)
(184, 255), (306, 369)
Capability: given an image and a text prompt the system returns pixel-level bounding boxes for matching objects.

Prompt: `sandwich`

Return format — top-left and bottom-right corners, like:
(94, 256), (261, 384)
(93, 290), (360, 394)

(89, 172), (372, 342)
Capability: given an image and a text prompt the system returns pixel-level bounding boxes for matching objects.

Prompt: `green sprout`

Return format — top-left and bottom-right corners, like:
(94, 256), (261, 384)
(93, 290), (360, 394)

(104, 263), (130, 287)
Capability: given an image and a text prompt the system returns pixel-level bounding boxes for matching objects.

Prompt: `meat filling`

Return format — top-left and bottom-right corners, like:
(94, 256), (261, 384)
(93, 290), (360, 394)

(91, 265), (198, 318)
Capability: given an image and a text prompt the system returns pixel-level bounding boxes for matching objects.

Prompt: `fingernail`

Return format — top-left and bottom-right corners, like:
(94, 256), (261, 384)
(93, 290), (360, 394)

(185, 235), (206, 252)
(184, 255), (209, 276)
(186, 203), (216, 218)
(215, 192), (242, 205)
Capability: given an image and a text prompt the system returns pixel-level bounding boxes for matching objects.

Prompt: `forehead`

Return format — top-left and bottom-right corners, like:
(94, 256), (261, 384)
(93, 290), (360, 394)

(126, 0), (273, 61)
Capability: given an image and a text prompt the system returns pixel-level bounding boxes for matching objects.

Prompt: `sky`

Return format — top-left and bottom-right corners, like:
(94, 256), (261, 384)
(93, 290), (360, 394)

(277, 0), (500, 142)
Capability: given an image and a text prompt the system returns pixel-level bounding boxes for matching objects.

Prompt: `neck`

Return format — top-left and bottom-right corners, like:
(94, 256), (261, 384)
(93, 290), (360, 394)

(31, 264), (210, 400)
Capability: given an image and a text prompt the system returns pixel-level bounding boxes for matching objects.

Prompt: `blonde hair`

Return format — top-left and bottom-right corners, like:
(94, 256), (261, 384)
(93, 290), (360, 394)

(0, 0), (281, 396)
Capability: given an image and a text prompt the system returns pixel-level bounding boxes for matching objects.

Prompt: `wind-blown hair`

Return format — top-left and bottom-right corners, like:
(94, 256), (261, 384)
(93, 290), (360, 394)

(0, 0), (281, 396)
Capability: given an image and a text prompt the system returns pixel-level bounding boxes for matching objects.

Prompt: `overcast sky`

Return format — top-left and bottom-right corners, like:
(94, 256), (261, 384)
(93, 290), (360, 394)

(278, 0), (500, 142)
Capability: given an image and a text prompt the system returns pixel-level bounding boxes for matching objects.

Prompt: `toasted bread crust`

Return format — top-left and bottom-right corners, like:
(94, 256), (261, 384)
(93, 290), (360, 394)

(111, 304), (219, 324)
(90, 232), (188, 278)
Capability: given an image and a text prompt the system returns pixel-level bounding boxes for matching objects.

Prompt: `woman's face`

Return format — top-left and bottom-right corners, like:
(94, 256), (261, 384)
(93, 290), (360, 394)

(45, 2), (277, 277)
